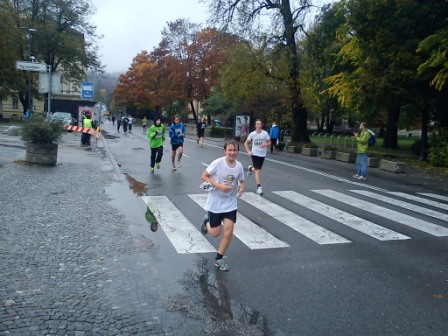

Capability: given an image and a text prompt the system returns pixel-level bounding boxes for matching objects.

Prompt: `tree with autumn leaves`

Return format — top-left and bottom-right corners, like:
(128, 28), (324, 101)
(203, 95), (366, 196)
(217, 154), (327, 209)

(113, 20), (239, 124)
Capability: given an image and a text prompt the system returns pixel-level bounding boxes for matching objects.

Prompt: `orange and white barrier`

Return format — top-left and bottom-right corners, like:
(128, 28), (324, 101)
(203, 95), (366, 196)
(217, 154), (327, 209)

(63, 125), (102, 139)
(63, 125), (93, 134)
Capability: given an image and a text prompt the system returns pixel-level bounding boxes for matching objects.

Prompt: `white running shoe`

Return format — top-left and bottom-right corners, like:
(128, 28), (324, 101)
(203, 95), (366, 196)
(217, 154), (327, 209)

(256, 186), (263, 195)
(247, 165), (253, 176)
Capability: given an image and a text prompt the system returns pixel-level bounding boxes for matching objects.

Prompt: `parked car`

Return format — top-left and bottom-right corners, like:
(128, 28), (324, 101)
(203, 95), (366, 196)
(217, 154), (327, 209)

(49, 112), (76, 127)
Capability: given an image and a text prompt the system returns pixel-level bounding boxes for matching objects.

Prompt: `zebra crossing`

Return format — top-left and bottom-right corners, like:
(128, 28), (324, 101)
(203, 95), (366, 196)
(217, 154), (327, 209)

(141, 190), (448, 254)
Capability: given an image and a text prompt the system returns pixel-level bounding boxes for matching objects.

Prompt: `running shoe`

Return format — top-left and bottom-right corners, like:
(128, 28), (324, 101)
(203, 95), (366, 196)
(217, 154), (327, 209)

(358, 176), (367, 181)
(353, 174), (359, 178)
(156, 162), (160, 169)
(214, 259), (229, 272)
(201, 215), (209, 234)
(150, 167), (154, 173)
(247, 165), (253, 176)
(256, 186), (263, 195)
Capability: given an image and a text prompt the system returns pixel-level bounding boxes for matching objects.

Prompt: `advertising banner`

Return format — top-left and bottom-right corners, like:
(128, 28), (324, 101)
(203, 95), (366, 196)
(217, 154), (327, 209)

(235, 115), (250, 140)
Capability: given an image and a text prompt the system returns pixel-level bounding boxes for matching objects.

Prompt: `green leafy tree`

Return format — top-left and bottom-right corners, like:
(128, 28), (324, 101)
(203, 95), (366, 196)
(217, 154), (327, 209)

(299, 2), (347, 133)
(0, 8), (20, 101)
(325, 0), (448, 153)
(0, 0), (102, 113)
(418, 27), (448, 92)
(203, 0), (314, 142)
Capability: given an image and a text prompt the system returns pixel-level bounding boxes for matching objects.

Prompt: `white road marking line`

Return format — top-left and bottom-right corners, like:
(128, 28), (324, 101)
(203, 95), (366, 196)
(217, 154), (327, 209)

(275, 191), (410, 241)
(141, 196), (216, 254)
(240, 192), (351, 245)
(389, 192), (448, 211)
(351, 190), (448, 222)
(418, 193), (448, 202)
(188, 194), (289, 250)
(313, 190), (448, 237)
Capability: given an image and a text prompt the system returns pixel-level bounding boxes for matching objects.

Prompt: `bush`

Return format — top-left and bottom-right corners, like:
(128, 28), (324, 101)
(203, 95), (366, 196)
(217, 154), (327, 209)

(428, 128), (448, 167)
(303, 142), (318, 148)
(323, 145), (338, 151)
(20, 115), (65, 144)
(209, 126), (233, 138)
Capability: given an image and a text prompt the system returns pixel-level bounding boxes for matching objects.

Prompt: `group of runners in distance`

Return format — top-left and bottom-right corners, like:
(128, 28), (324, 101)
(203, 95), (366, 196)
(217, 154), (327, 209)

(143, 115), (276, 272)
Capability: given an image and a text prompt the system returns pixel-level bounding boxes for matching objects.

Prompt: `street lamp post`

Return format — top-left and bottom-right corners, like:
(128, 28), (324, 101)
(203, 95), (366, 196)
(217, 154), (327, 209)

(26, 28), (37, 117)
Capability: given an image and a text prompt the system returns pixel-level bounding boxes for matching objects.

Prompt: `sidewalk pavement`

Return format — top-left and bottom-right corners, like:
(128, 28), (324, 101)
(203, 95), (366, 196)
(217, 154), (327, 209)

(0, 125), (177, 335)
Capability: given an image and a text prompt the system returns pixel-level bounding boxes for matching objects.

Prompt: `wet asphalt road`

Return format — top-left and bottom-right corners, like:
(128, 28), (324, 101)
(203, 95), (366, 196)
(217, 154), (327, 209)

(1, 122), (448, 335)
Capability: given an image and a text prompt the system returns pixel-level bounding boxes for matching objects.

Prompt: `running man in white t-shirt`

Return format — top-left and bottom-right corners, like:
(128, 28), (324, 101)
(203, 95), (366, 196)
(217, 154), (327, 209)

(200, 139), (245, 271)
(244, 119), (271, 195)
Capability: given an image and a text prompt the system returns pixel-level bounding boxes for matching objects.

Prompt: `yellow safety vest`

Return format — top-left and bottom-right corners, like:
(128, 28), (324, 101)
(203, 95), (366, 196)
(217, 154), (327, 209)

(83, 119), (93, 129)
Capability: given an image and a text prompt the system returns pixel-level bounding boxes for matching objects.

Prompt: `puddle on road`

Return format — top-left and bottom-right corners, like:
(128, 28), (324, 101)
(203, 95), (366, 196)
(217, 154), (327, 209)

(123, 173), (147, 196)
(166, 259), (272, 335)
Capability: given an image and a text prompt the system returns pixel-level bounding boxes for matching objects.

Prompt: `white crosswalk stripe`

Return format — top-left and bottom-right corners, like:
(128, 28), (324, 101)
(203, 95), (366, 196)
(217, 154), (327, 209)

(418, 193), (448, 202)
(389, 192), (448, 211)
(313, 190), (448, 237)
(351, 190), (448, 222)
(141, 196), (216, 254)
(274, 191), (410, 241)
(141, 190), (448, 254)
(240, 192), (351, 245)
(188, 194), (290, 250)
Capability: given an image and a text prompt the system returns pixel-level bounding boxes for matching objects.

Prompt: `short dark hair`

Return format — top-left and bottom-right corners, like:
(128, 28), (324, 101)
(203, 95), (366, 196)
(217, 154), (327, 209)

(224, 139), (239, 150)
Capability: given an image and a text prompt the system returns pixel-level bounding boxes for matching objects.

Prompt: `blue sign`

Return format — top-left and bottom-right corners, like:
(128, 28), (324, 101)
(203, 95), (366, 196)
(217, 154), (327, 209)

(81, 82), (94, 99)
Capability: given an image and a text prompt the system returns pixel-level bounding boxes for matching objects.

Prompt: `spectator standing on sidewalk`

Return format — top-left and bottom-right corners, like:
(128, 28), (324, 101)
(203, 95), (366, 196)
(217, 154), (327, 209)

(169, 116), (186, 170)
(269, 121), (280, 154)
(353, 122), (370, 181)
(244, 119), (270, 195)
(147, 116), (165, 173)
(200, 139), (245, 271)
(81, 111), (93, 146)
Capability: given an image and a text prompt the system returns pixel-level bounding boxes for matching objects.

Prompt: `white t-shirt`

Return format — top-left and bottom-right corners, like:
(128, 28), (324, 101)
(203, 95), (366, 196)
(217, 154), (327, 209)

(205, 157), (244, 213)
(247, 130), (270, 157)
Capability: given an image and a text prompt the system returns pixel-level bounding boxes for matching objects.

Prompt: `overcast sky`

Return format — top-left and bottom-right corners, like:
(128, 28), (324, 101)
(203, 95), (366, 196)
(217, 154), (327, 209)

(90, 0), (209, 73)
(90, 0), (335, 74)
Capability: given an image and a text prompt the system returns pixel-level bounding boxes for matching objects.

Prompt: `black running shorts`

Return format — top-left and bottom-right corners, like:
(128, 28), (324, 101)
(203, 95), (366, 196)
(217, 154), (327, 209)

(208, 210), (237, 228)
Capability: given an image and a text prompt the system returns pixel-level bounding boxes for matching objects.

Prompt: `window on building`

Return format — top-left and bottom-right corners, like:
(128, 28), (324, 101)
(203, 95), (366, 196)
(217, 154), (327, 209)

(12, 97), (19, 109)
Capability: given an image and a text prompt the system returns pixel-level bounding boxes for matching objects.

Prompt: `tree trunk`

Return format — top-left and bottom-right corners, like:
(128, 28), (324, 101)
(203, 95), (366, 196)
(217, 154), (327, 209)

(189, 100), (198, 124)
(419, 107), (429, 161)
(383, 106), (400, 149)
(281, 0), (309, 143)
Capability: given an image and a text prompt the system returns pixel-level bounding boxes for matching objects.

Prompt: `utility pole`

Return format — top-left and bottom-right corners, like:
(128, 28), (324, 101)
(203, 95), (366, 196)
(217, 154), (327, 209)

(26, 28), (37, 117)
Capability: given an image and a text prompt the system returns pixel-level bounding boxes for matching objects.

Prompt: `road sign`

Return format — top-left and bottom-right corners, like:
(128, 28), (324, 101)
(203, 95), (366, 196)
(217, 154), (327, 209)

(16, 61), (47, 72)
(81, 82), (94, 99)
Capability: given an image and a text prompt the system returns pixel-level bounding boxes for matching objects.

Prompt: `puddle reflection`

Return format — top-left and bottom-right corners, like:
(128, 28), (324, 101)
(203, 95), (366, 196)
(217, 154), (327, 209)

(124, 173), (147, 196)
(167, 258), (271, 335)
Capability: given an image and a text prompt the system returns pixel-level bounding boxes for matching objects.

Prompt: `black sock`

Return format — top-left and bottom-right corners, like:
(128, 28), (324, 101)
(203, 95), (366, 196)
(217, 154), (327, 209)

(257, 184), (261, 187)
(215, 253), (223, 260)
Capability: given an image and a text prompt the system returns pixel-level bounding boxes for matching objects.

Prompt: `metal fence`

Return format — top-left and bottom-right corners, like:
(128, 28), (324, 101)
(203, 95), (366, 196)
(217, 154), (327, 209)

(312, 132), (355, 151)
